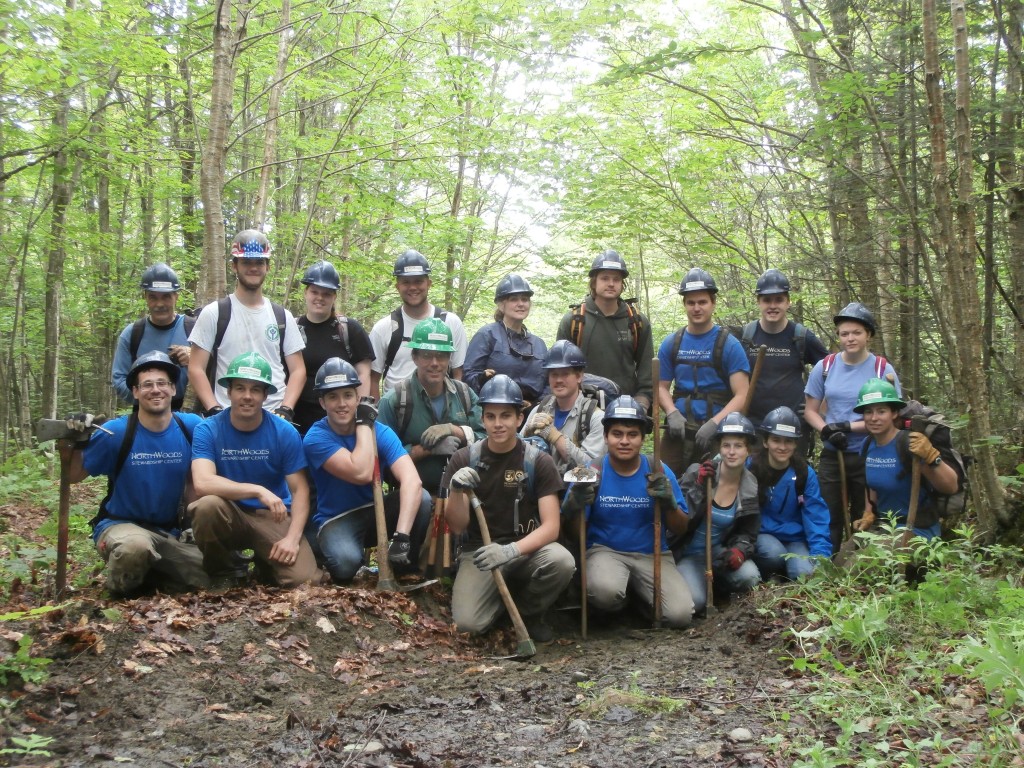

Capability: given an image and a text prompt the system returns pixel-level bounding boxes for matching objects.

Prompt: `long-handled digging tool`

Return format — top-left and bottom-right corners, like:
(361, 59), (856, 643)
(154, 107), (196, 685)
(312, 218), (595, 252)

(563, 465), (599, 639)
(427, 492), (446, 578)
(466, 490), (536, 659)
(834, 450), (859, 568)
(651, 357), (664, 628)
(369, 424), (399, 592)
(704, 475), (716, 616)
(898, 459), (923, 578)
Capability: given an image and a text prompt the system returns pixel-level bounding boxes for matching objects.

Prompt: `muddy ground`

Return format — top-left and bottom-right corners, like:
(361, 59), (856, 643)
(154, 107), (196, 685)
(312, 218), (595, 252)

(2, 570), (812, 768)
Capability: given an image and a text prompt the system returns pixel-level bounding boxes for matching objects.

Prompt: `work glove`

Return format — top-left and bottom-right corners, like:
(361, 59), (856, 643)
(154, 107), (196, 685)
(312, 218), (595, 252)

(65, 412), (101, 433)
(420, 424), (454, 449)
(721, 547), (746, 571)
(852, 508), (876, 532)
(821, 422), (851, 450)
(273, 405), (294, 423)
(535, 424), (560, 445)
(483, 369), (496, 381)
(697, 459), (717, 486)
(666, 410), (688, 441)
(450, 467), (480, 491)
(525, 411), (553, 437)
(431, 436), (461, 458)
(388, 532), (412, 567)
(204, 405), (224, 418)
(909, 432), (940, 465)
(472, 541), (520, 571)
(355, 397), (378, 427)
(645, 472), (675, 505)
(695, 419), (719, 448)
(168, 344), (190, 366)
(562, 482), (597, 514)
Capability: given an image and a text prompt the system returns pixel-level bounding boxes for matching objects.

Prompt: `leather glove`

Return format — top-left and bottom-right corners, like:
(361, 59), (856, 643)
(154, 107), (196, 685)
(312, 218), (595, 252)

(697, 459), (717, 486)
(562, 482), (597, 514)
(65, 412), (98, 433)
(723, 547), (745, 571)
(853, 509), (876, 532)
(450, 467), (480, 491)
(695, 418), (719, 447)
(666, 410), (688, 440)
(204, 405), (224, 418)
(483, 369), (496, 381)
(388, 532), (412, 567)
(273, 405), (294, 423)
(355, 397), (378, 427)
(536, 424), (559, 444)
(525, 411), (553, 437)
(821, 422), (851, 450)
(420, 423), (454, 449)
(472, 541), (520, 571)
(646, 472), (675, 505)
(431, 436), (461, 457)
(909, 432), (940, 464)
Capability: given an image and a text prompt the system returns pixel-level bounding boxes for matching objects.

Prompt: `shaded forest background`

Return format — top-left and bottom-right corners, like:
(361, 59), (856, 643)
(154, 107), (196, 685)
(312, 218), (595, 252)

(1, 0), (1021, 536)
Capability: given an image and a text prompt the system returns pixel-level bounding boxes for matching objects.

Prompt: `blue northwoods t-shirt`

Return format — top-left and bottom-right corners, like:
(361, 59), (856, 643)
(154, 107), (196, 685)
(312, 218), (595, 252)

(84, 412), (202, 542)
(577, 455), (685, 554)
(192, 410), (306, 512)
(657, 326), (750, 422)
(303, 419), (408, 530)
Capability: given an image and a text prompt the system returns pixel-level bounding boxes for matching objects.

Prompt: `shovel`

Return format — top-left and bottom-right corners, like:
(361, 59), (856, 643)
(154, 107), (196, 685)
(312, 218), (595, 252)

(466, 490), (536, 659)
(898, 459), (923, 578)
(564, 465), (599, 639)
(368, 423), (398, 592)
(834, 450), (860, 568)
(650, 357), (665, 628)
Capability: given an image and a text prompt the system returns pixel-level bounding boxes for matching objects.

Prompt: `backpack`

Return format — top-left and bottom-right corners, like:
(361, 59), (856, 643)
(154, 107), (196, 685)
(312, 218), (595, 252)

(391, 375), (474, 443)
(297, 315), (353, 360)
(469, 437), (543, 537)
(737, 320), (807, 361)
(568, 298), (646, 355)
(128, 314), (198, 360)
(88, 413), (194, 530)
(860, 401), (970, 520)
(383, 306), (448, 380)
(822, 352), (887, 382)
(204, 296), (288, 387)
(667, 325), (734, 418)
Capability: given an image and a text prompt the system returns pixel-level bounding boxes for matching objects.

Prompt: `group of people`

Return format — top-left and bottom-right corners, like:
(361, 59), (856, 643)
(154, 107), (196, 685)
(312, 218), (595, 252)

(64, 231), (955, 641)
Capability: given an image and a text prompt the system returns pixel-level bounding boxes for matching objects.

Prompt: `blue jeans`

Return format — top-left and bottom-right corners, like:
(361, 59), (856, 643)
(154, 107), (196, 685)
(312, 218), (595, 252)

(754, 535), (816, 581)
(676, 548), (761, 613)
(309, 490), (431, 582)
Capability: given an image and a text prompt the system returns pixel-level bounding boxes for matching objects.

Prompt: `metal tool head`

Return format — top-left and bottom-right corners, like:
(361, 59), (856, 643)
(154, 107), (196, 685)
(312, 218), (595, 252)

(563, 465), (599, 484)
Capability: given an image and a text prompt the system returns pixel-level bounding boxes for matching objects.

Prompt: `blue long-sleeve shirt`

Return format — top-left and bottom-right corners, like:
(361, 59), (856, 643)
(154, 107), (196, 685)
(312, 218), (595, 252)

(464, 322), (547, 402)
(758, 464), (832, 558)
(110, 316), (190, 402)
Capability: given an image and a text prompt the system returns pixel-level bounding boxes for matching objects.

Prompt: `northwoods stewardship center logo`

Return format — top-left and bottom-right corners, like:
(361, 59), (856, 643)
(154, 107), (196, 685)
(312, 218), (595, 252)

(266, 323), (280, 342)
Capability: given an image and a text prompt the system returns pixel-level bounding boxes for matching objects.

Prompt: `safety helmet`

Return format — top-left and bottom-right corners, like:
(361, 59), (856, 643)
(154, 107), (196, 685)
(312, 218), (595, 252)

(755, 268), (790, 296)
(494, 273), (534, 302)
(833, 301), (876, 334)
(759, 406), (802, 439)
(678, 267), (719, 296)
(588, 249), (629, 278)
(314, 357), (361, 393)
(853, 378), (905, 413)
(217, 351), (278, 394)
(601, 395), (653, 435)
(392, 249), (431, 277)
(543, 340), (587, 370)
(127, 350), (179, 389)
(406, 317), (456, 353)
(716, 412), (756, 439)
(301, 260), (340, 291)
(230, 230), (272, 259)
(478, 374), (524, 408)
(140, 262), (181, 293)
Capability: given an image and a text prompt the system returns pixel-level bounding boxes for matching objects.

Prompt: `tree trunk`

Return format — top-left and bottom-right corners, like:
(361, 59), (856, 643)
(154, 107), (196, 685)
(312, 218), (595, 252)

(252, 0), (290, 229)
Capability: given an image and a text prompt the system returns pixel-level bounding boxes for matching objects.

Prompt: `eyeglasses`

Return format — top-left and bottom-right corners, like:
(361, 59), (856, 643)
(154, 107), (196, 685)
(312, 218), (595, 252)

(504, 326), (537, 360)
(416, 351), (451, 362)
(136, 379), (174, 391)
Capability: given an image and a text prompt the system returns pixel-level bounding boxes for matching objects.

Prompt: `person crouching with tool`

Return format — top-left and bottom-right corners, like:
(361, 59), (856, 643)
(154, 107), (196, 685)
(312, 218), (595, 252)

(441, 375), (575, 643)
(563, 396), (694, 628)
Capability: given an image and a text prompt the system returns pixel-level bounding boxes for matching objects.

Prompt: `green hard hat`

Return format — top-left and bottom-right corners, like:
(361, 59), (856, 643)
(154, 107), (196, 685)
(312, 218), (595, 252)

(218, 351), (278, 394)
(853, 378), (904, 413)
(406, 317), (456, 352)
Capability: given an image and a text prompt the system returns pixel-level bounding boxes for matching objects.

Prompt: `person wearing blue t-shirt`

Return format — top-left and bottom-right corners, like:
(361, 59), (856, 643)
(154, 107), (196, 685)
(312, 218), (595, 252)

(657, 268), (750, 477)
(563, 396), (694, 628)
(304, 358), (431, 582)
(61, 352), (207, 595)
(748, 407), (832, 580)
(189, 351), (321, 589)
(804, 302), (901, 552)
(853, 379), (958, 541)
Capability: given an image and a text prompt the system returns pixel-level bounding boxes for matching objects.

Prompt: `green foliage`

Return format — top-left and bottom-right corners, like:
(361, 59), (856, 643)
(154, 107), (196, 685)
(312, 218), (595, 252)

(0, 733), (54, 758)
(0, 633), (53, 686)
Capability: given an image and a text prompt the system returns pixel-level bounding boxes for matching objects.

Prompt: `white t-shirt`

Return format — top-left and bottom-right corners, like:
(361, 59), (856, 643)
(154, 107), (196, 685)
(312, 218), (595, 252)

(189, 294), (305, 410)
(368, 304), (467, 391)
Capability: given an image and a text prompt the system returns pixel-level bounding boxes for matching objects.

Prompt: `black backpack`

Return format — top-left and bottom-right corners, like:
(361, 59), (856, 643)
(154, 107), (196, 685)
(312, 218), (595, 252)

(128, 314), (198, 360)
(204, 296), (288, 387)
(390, 375), (474, 443)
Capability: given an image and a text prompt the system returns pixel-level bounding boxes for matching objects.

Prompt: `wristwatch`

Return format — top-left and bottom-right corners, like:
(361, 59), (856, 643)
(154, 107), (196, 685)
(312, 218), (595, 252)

(930, 455), (942, 467)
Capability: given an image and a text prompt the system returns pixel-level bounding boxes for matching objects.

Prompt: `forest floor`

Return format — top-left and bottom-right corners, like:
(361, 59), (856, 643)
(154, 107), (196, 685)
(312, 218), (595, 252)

(2, 493), (817, 768)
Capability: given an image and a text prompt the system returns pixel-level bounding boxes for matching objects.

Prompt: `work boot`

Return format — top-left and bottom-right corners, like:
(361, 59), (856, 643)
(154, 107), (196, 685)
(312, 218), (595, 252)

(523, 613), (554, 644)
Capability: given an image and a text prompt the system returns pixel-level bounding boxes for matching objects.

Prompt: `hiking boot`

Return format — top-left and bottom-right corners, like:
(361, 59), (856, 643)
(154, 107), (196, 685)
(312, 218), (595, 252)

(524, 614), (554, 644)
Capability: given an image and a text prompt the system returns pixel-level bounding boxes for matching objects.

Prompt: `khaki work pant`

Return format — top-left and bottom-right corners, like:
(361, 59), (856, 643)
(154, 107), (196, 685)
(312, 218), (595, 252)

(96, 523), (209, 594)
(585, 545), (694, 628)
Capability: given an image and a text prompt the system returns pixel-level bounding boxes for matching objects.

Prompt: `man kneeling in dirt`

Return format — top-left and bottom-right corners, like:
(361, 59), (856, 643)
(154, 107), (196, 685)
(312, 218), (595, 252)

(441, 374), (575, 642)
(189, 352), (321, 589)
(562, 395), (694, 628)
(303, 358), (431, 582)
(61, 352), (209, 595)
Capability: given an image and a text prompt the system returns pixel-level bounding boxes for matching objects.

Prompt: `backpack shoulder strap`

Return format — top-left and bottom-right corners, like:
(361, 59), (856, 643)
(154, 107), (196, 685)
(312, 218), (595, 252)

(669, 327), (685, 366)
(624, 299), (644, 354)
(89, 414), (140, 530)
(383, 308), (404, 376)
(741, 320), (758, 350)
(792, 322), (807, 360)
(183, 313), (197, 338)
(822, 352), (838, 381)
(568, 302), (586, 347)
(270, 301), (287, 366)
(795, 462), (808, 498)
(576, 396), (597, 445)
(206, 297), (233, 385)
(171, 413), (193, 444)
(452, 378), (473, 416)
(335, 316), (352, 359)
(395, 376), (413, 440)
(129, 318), (147, 360)
(711, 325), (731, 385)
(521, 440), (539, 497)
(874, 355), (887, 378)
(433, 305), (448, 321)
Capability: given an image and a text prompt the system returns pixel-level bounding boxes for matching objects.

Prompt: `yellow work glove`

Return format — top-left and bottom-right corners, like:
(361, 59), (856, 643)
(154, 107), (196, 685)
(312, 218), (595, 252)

(909, 432), (940, 465)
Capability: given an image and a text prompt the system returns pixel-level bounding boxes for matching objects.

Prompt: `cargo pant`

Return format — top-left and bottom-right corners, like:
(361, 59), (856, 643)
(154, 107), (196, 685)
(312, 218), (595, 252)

(586, 545), (694, 628)
(96, 523), (209, 595)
